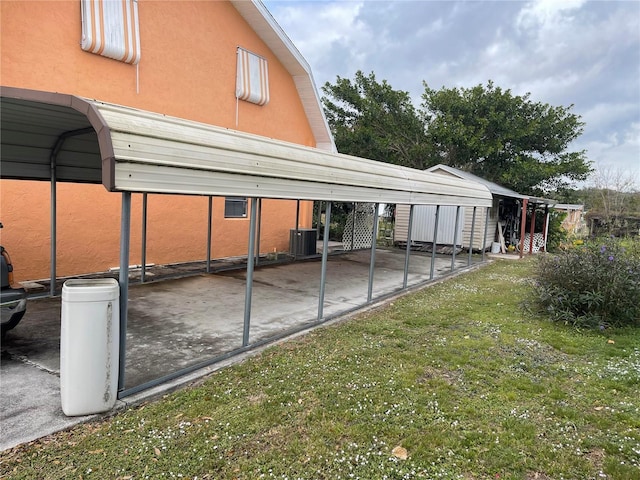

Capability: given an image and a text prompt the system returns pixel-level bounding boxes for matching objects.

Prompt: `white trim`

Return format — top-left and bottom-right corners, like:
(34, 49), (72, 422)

(230, 0), (336, 152)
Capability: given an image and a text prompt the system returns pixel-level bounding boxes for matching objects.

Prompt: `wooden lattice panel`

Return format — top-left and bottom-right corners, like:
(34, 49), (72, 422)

(342, 203), (375, 250)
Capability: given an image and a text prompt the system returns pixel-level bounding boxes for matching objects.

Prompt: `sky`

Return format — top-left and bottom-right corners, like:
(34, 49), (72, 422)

(263, 0), (640, 187)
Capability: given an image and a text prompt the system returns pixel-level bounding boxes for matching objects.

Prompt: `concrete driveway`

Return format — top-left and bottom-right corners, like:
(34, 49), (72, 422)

(0, 248), (482, 450)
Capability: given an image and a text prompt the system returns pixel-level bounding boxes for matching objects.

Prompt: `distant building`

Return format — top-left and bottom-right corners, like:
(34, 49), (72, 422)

(553, 204), (586, 236)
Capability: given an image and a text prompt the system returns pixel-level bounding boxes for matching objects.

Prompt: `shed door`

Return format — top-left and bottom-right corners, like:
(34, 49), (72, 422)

(411, 205), (464, 245)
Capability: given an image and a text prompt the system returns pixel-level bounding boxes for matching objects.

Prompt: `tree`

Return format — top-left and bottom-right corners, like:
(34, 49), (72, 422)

(421, 81), (592, 196)
(322, 71), (430, 169)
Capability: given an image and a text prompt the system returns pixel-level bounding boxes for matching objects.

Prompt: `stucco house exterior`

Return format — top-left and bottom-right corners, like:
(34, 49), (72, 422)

(1, 0), (331, 282)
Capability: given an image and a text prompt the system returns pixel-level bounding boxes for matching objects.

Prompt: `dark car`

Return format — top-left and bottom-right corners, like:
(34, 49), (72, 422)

(1, 223), (27, 337)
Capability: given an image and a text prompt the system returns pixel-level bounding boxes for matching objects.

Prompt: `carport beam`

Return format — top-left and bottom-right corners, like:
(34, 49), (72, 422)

(451, 205), (461, 272)
(430, 205), (441, 279)
(468, 207), (477, 266)
(242, 198), (258, 347)
(318, 201), (331, 321)
(367, 203), (379, 302)
(403, 204), (414, 289)
(118, 191), (132, 392)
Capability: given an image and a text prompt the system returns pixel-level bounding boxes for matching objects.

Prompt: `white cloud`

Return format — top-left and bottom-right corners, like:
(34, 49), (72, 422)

(516, 0), (588, 31)
(578, 122), (640, 175)
(264, 0), (640, 176)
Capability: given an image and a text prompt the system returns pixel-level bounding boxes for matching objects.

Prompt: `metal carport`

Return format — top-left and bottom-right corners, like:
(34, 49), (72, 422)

(1, 86), (493, 396)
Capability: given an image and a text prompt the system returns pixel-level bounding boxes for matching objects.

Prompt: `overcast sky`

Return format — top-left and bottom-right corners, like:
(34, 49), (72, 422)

(264, 0), (640, 185)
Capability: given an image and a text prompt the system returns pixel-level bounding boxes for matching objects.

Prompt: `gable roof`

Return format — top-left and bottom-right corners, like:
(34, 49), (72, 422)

(426, 164), (527, 200)
(230, 1), (336, 153)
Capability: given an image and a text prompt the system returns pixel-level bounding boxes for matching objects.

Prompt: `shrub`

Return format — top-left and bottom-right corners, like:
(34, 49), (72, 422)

(531, 237), (640, 329)
(545, 210), (568, 252)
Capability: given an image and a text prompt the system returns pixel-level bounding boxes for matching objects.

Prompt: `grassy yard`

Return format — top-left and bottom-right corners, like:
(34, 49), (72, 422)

(1, 259), (639, 480)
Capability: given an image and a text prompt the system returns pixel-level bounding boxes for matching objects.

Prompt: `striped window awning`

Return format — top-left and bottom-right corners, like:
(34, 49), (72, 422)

(81, 0), (141, 65)
(236, 48), (269, 106)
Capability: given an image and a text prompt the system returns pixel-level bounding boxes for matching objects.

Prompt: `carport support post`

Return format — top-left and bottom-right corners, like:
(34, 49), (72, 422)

(519, 199), (528, 259)
(255, 198), (262, 266)
(403, 204), (414, 289)
(242, 198), (258, 347)
(293, 200), (300, 259)
(141, 193), (148, 283)
(50, 157), (57, 297)
(367, 203), (380, 302)
(350, 203), (356, 250)
(482, 206), (490, 261)
(317, 201), (331, 321)
(430, 205), (440, 280)
(468, 207), (477, 266)
(206, 196), (212, 273)
(315, 202), (322, 240)
(451, 205), (461, 272)
(529, 203), (536, 254)
(542, 205), (550, 252)
(118, 191), (132, 393)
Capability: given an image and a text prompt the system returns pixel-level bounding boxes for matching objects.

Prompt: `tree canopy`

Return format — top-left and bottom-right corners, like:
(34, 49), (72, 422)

(321, 71), (429, 170)
(321, 72), (592, 196)
(422, 81), (591, 196)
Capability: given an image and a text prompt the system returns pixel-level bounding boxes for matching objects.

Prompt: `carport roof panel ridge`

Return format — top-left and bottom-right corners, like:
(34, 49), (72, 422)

(1, 88), (492, 206)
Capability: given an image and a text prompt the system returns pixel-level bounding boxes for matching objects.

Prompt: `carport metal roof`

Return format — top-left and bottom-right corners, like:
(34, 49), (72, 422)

(1, 87), (492, 207)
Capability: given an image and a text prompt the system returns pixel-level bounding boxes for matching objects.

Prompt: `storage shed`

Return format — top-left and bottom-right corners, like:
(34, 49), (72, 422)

(395, 165), (554, 255)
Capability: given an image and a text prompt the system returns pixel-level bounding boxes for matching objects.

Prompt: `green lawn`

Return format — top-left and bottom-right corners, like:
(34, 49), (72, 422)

(2, 259), (639, 480)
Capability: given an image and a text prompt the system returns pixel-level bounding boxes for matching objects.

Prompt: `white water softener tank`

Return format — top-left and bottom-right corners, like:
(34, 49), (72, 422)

(60, 278), (119, 416)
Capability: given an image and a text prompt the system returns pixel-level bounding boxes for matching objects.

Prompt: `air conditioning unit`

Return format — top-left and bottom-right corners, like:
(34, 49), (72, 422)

(289, 229), (317, 256)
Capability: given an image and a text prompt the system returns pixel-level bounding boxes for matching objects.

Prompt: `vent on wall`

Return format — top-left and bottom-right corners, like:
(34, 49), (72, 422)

(81, 0), (141, 65)
(236, 47), (269, 106)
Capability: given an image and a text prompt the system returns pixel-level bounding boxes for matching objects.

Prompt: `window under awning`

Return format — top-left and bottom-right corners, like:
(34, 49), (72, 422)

(1, 87), (492, 207)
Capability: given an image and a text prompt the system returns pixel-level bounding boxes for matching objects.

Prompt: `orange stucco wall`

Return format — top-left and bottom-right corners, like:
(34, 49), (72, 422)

(0, 0), (315, 282)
